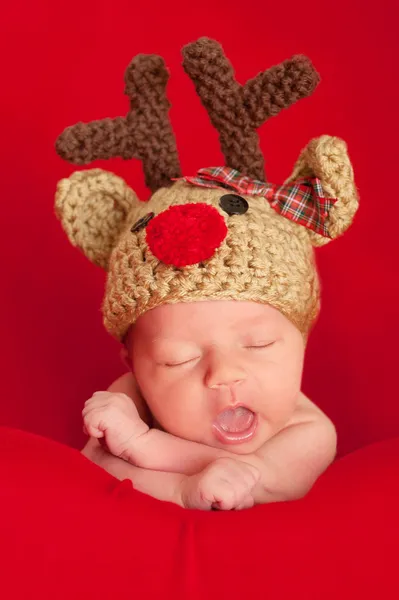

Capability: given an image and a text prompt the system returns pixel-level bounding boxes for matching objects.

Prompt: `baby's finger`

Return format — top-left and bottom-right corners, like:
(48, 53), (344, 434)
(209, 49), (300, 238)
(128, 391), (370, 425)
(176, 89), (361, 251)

(83, 410), (107, 435)
(82, 400), (112, 417)
(235, 495), (255, 511)
(247, 464), (261, 481)
(213, 486), (237, 511)
(237, 462), (260, 488)
(83, 423), (104, 439)
(83, 396), (111, 411)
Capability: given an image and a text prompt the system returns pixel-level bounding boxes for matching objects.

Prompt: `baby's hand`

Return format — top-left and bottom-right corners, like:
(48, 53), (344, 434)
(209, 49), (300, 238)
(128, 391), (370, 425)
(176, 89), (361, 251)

(182, 457), (260, 511)
(82, 392), (149, 461)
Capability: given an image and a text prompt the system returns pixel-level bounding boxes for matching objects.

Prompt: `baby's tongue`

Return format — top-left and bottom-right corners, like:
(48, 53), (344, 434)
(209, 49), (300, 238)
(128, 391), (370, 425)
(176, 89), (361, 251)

(215, 407), (254, 433)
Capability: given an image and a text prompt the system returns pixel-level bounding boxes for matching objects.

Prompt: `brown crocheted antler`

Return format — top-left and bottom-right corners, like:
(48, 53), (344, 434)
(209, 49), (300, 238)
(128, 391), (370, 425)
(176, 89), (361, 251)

(182, 38), (320, 180)
(55, 55), (181, 192)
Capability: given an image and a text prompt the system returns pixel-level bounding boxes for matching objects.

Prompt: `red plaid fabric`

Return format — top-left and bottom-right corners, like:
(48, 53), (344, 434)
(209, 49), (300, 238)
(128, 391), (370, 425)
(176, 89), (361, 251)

(174, 166), (338, 238)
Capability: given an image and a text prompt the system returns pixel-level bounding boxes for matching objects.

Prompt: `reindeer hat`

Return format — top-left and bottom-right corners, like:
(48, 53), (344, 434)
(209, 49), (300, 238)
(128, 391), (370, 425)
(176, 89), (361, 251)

(55, 37), (359, 341)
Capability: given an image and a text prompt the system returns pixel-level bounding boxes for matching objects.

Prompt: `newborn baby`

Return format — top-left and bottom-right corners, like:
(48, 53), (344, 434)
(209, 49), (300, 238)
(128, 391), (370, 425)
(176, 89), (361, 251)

(82, 300), (337, 510)
(54, 39), (358, 513)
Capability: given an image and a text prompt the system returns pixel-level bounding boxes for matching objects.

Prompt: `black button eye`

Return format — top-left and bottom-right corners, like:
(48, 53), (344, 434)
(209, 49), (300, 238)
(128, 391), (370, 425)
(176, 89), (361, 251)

(219, 194), (249, 216)
(131, 212), (155, 233)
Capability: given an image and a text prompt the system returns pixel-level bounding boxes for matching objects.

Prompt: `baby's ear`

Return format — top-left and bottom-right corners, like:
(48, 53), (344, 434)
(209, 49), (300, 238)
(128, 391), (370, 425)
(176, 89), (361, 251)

(55, 169), (140, 269)
(285, 135), (359, 247)
(120, 346), (133, 372)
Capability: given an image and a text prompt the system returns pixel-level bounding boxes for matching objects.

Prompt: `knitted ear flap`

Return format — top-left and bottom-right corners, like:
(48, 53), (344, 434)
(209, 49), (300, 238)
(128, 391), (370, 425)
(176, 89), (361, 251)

(285, 135), (359, 246)
(55, 169), (140, 270)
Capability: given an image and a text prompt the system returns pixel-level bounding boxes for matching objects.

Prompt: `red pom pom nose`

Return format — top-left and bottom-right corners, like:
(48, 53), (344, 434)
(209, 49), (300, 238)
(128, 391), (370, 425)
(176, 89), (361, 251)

(146, 203), (228, 267)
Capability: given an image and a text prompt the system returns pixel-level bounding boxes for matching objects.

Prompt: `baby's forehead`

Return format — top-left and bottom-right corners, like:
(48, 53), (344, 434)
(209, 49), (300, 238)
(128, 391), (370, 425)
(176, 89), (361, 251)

(130, 301), (285, 347)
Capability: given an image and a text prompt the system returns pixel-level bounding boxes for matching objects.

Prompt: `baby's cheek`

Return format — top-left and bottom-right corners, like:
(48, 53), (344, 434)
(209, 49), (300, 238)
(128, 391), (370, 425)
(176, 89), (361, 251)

(275, 354), (303, 390)
(258, 371), (300, 423)
(260, 363), (299, 395)
(146, 378), (206, 435)
(157, 404), (206, 441)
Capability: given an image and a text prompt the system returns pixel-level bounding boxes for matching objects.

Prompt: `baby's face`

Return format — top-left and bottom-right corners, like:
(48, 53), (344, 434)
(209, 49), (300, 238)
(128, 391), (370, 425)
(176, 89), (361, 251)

(128, 301), (305, 454)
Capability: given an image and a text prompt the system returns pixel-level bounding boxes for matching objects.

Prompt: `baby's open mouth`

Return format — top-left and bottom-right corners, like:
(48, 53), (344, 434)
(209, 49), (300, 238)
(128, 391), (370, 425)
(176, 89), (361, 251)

(212, 406), (258, 445)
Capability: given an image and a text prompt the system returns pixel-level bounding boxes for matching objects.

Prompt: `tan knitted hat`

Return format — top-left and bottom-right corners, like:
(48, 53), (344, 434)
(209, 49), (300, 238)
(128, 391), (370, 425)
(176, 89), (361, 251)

(55, 37), (359, 342)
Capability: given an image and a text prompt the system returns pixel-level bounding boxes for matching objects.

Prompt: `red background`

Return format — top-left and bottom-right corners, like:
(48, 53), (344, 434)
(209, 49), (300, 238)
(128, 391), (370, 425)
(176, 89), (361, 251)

(1, 0), (398, 457)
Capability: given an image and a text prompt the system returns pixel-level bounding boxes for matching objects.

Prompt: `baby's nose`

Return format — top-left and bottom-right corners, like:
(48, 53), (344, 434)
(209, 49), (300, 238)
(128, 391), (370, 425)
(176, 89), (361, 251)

(206, 363), (246, 390)
(146, 203), (227, 267)
(208, 378), (244, 390)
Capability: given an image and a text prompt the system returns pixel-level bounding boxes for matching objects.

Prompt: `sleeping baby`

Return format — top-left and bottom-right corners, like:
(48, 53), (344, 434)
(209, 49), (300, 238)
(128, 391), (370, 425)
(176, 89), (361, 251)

(54, 37), (359, 510)
(82, 300), (337, 510)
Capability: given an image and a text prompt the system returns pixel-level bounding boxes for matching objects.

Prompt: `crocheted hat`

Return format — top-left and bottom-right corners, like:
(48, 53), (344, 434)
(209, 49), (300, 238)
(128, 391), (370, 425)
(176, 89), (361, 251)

(55, 37), (359, 341)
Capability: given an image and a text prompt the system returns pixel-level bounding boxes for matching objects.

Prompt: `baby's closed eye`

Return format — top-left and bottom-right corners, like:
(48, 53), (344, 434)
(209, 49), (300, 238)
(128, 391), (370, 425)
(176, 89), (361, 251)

(245, 341), (276, 349)
(162, 356), (201, 367)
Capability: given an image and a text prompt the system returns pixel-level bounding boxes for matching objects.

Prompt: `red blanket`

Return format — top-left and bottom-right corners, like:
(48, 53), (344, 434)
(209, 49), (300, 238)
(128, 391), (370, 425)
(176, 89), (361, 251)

(1, 426), (398, 599)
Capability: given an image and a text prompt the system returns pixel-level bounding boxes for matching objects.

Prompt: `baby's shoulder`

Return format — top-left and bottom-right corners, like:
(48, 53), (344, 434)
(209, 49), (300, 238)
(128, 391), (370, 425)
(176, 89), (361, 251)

(287, 391), (331, 427)
(107, 371), (137, 396)
(107, 371), (152, 424)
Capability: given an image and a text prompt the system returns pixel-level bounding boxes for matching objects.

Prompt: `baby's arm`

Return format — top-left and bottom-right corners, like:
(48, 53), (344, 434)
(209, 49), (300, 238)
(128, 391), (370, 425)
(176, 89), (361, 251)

(109, 390), (336, 503)
(84, 374), (336, 503)
(105, 372), (227, 473)
(82, 437), (187, 506)
(82, 389), (229, 475)
(82, 438), (260, 511)
(252, 400), (337, 502)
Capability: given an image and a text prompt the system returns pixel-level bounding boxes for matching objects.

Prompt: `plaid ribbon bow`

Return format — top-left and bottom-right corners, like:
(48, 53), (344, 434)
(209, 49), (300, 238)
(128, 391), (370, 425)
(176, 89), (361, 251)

(175, 166), (337, 238)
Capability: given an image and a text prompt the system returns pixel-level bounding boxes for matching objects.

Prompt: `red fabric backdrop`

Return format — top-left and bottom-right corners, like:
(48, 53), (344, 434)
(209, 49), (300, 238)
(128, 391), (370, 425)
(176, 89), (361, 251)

(1, 0), (398, 457)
